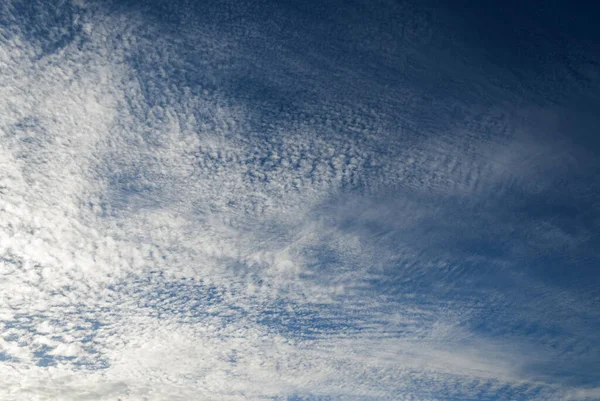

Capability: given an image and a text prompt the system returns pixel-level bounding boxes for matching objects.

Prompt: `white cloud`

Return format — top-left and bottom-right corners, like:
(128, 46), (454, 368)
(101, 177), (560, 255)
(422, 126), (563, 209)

(567, 388), (600, 401)
(0, 1), (596, 400)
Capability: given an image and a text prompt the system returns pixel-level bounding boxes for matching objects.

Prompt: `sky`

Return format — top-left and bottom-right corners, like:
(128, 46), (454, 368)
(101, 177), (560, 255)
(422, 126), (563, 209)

(0, 0), (599, 400)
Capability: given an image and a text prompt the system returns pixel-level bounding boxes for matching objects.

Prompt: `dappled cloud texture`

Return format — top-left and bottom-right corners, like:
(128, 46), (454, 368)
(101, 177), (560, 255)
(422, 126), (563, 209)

(1, 0), (599, 400)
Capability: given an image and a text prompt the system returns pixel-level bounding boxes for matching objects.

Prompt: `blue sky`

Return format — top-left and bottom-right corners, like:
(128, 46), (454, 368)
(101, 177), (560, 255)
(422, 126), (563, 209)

(0, 0), (599, 400)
